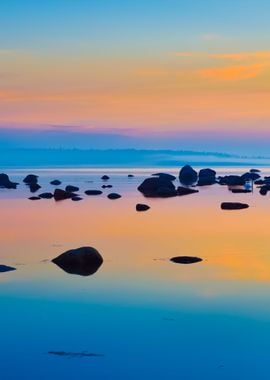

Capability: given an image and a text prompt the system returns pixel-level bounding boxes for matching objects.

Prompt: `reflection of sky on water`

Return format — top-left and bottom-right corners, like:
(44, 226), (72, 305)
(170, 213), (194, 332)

(1, 168), (270, 379)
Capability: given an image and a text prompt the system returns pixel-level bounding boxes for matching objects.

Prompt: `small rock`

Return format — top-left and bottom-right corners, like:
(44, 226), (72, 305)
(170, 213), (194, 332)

(53, 189), (75, 201)
(230, 188), (251, 194)
(29, 183), (41, 193)
(65, 185), (79, 192)
(85, 190), (103, 195)
(0, 173), (18, 189)
(177, 187), (198, 196)
(221, 202), (249, 210)
(136, 204), (150, 211)
(72, 196), (83, 201)
(50, 180), (62, 185)
(170, 256), (202, 264)
(39, 192), (54, 199)
(179, 165), (198, 185)
(0, 264), (16, 272)
(101, 175), (110, 180)
(107, 193), (122, 200)
(23, 174), (38, 184)
(28, 196), (41, 200)
(128, 174), (134, 178)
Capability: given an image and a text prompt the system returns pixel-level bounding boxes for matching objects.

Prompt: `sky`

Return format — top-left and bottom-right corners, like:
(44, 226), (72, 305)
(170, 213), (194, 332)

(1, 0), (270, 154)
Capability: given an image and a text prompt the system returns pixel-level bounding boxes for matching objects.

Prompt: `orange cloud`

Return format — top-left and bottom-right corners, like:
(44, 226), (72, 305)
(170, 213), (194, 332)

(199, 63), (266, 81)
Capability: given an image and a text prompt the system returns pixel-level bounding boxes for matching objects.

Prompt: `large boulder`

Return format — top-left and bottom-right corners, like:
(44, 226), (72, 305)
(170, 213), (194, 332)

(179, 165), (198, 185)
(52, 246), (103, 276)
(0, 173), (18, 189)
(221, 202), (249, 210)
(138, 177), (176, 198)
(197, 168), (216, 186)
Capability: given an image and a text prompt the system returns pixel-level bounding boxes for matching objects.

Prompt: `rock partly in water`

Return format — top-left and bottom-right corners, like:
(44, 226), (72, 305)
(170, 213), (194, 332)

(136, 203), (150, 211)
(85, 190), (103, 195)
(128, 174), (134, 178)
(0, 264), (16, 272)
(197, 168), (216, 186)
(29, 183), (42, 193)
(218, 175), (245, 186)
(221, 202), (249, 210)
(0, 173), (18, 189)
(138, 177), (176, 198)
(50, 180), (62, 185)
(170, 256), (203, 264)
(107, 193), (122, 199)
(23, 174), (38, 184)
(250, 168), (261, 173)
(230, 188), (251, 194)
(65, 185), (79, 192)
(28, 196), (41, 200)
(101, 185), (113, 189)
(259, 185), (270, 195)
(179, 165), (198, 185)
(39, 192), (54, 199)
(241, 172), (260, 182)
(72, 196), (83, 201)
(177, 186), (199, 196)
(101, 175), (110, 180)
(52, 246), (103, 276)
(53, 189), (75, 201)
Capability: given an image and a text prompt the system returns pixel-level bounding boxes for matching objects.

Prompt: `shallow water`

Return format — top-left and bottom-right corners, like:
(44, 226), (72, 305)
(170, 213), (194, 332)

(1, 168), (270, 379)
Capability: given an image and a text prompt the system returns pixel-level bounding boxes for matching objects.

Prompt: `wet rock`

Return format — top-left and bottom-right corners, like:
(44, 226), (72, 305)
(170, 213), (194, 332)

(101, 175), (110, 180)
(136, 203), (150, 211)
(53, 189), (75, 201)
(152, 173), (176, 181)
(221, 202), (249, 210)
(85, 190), (103, 195)
(138, 177), (176, 198)
(107, 193), (122, 199)
(65, 185), (79, 192)
(179, 165), (198, 185)
(23, 174), (38, 184)
(52, 246), (103, 276)
(197, 168), (216, 186)
(177, 186), (199, 196)
(29, 183), (42, 193)
(0, 173), (18, 189)
(218, 175), (245, 186)
(28, 196), (41, 200)
(170, 256), (203, 264)
(39, 192), (54, 199)
(0, 265), (16, 273)
(50, 180), (62, 185)
(72, 196), (83, 201)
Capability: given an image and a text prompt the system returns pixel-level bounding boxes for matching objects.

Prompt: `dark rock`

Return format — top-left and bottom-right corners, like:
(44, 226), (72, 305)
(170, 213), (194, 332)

(23, 174), (38, 184)
(65, 185), (79, 192)
(0, 173), (18, 189)
(170, 256), (202, 264)
(53, 189), (75, 201)
(221, 202), (249, 210)
(72, 196), (83, 201)
(101, 175), (110, 180)
(28, 196), (41, 200)
(128, 174), (134, 178)
(260, 185), (270, 196)
(0, 264), (16, 273)
(250, 168), (261, 173)
(197, 168), (216, 186)
(136, 203), (150, 211)
(152, 173), (176, 181)
(29, 183), (42, 193)
(108, 193), (122, 200)
(85, 190), (103, 195)
(101, 185), (113, 189)
(255, 180), (265, 185)
(241, 172), (260, 181)
(177, 186), (199, 196)
(230, 188), (251, 194)
(138, 177), (176, 197)
(39, 192), (54, 199)
(52, 246), (103, 276)
(50, 180), (62, 185)
(179, 165), (198, 185)
(218, 175), (245, 186)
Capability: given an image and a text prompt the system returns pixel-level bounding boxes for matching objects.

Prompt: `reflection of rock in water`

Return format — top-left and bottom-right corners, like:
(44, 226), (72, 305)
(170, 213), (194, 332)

(0, 265), (16, 273)
(52, 246), (103, 276)
(48, 351), (104, 358)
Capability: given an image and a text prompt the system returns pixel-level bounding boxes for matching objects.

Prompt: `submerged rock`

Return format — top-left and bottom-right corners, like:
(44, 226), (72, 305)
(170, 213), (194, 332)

(138, 177), (176, 198)
(107, 193), (122, 199)
(221, 202), (249, 210)
(177, 186), (198, 196)
(65, 185), (79, 192)
(136, 203), (150, 211)
(0, 173), (18, 189)
(179, 165), (198, 185)
(53, 188), (75, 201)
(0, 264), (16, 273)
(170, 256), (202, 264)
(52, 246), (103, 276)
(50, 180), (62, 185)
(85, 190), (103, 195)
